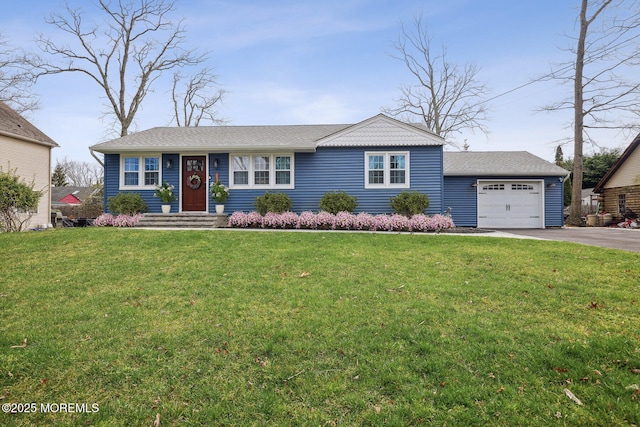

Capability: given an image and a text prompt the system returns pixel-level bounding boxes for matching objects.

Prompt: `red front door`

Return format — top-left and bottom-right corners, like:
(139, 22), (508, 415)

(182, 156), (207, 211)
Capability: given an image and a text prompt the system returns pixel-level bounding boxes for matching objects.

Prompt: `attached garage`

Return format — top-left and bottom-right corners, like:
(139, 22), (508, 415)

(477, 180), (544, 228)
(443, 152), (569, 229)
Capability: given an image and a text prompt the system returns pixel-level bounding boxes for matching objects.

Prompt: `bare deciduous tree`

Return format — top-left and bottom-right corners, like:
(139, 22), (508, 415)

(541, 0), (640, 225)
(31, 0), (205, 137)
(383, 15), (490, 145)
(0, 34), (38, 114)
(56, 157), (103, 187)
(171, 67), (227, 127)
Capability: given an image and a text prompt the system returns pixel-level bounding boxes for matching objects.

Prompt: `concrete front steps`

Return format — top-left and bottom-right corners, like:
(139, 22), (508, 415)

(135, 212), (228, 229)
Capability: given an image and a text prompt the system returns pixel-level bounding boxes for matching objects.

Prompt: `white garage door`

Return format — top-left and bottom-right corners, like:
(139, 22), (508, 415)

(477, 181), (544, 228)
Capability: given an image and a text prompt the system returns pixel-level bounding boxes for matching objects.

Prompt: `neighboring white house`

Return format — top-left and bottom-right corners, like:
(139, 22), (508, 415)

(0, 102), (59, 229)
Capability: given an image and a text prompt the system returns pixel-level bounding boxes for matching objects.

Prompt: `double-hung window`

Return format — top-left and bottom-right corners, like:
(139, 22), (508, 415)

(230, 154), (294, 189)
(121, 155), (160, 189)
(365, 152), (409, 188)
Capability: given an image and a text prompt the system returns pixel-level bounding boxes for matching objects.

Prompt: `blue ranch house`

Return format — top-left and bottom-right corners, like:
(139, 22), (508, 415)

(90, 114), (568, 228)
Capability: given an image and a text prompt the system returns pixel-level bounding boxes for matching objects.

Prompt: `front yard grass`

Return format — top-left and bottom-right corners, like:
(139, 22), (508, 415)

(0, 228), (638, 426)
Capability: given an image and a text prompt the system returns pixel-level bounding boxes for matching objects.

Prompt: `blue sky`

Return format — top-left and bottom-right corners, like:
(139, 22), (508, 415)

(1, 0), (631, 163)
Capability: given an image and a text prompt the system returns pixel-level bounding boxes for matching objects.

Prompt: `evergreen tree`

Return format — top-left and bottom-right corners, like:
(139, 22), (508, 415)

(52, 164), (68, 187)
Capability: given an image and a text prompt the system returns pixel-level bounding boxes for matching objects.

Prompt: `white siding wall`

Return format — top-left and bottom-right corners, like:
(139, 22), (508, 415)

(606, 148), (640, 188)
(0, 135), (53, 228)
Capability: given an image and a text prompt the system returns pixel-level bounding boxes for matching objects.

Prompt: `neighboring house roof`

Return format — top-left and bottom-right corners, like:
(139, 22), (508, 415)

(58, 193), (82, 205)
(444, 151), (569, 176)
(89, 114), (444, 153)
(51, 186), (99, 204)
(0, 101), (58, 147)
(593, 133), (640, 193)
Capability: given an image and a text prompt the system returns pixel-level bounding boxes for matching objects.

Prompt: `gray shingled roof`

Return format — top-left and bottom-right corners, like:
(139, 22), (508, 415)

(0, 101), (58, 147)
(89, 114), (445, 153)
(90, 124), (352, 153)
(51, 186), (100, 203)
(444, 151), (569, 176)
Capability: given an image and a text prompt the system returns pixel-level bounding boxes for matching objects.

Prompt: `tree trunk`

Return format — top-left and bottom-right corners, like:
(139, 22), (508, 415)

(567, 0), (589, 227)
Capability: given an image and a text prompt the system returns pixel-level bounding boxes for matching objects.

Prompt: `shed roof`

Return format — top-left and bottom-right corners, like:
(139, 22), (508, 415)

(0, 101), (58, 147)
(444, 151), (569, 176)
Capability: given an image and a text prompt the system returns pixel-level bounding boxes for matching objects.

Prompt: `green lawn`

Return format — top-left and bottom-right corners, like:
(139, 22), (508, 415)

(1, 228), (638, 426)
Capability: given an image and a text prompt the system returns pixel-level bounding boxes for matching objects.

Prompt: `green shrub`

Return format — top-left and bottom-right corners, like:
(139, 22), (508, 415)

(0, 166), (43, 232)
(254, 192), (292, 215)
(390, 190), (430, 217)
(107, 192), (148, 215)
(319, 191), (358, 214)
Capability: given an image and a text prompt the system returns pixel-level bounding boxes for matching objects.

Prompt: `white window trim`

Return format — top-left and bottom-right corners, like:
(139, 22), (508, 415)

(119, 154), (162, 190)
(229, 153), (294, 189)
(364, 151), (410, 189)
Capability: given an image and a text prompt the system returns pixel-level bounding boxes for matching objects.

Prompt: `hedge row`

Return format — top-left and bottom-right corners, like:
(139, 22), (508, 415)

(93, 213), (143, 227)
(228, 211), (455, 232)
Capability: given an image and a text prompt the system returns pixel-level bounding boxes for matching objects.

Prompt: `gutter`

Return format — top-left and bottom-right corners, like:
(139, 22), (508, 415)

(0, 130), (59, 148)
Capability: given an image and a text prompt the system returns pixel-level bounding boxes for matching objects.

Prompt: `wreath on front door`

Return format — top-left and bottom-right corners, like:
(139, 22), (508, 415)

(186, 174), (202, 190)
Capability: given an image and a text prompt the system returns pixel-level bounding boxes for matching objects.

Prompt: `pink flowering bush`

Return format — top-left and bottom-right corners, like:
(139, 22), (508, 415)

(279, 211), (300, 228)
(389, 214), (411, 231)
(93, 213), (142, 227)
(93, 213), (114, 226)
(372, 214), (392, 231)
(113, 213), (143, 227)
(298, 211), (318, 229)
(426, 214), (455, 231)
(246, 211), (263, 228)
(227, 211), (455, 232)
(334, 211), (355, 230)
(228, 211), (249, 228)
(316, 211), (335, 229)
(353, 212), (376, 230)
(409, 214), (430, 232)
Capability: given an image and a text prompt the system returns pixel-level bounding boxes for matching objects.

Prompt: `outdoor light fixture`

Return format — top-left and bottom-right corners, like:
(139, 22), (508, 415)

(213, 158), (219, 168)
(166, 159), (173, 169)
(547, 183), (557, 188)
(470, 182), (478, 188)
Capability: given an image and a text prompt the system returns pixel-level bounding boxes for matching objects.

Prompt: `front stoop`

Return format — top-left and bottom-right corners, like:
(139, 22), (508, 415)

(135, 213), (228, 229)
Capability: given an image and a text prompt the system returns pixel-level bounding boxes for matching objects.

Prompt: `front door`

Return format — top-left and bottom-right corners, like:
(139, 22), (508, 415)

(182, 156), (207, 211)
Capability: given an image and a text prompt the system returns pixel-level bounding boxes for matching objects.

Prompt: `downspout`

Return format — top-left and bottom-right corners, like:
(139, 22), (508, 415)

(90, 148), (104, 167)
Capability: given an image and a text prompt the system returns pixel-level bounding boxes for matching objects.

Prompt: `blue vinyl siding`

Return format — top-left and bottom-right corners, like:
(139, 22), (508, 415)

(106, 147), (443, 214)
(544, 177), (565, 227)
(221, 146), (443, 215)
(103, 154), (119, 212)
(443, 177), (478, 227)
(104, 153), (181, 213)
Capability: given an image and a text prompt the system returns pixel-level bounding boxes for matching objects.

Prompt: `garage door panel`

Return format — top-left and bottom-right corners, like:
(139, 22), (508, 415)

(477, 181), (543, 228)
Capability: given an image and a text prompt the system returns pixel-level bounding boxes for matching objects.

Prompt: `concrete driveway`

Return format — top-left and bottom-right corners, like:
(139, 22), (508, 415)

(497, 227), (640, 253)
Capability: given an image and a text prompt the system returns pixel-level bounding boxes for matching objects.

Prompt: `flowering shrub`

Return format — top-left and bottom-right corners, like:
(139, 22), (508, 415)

(227, 211), (455, 232)
(279, 211), (300, 228)
(298, 211), (318, 229)
(228, 211), (248, 227)
(316, 211), (335, 229)
(353, 212), (376, 230)
(373, 214), (392, 231)
(93, 213), (114, 226)
(426, 214), (456, 231)
(334, 211), (355, 230)
(93, 213), (142, 227)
